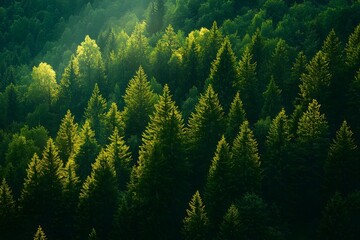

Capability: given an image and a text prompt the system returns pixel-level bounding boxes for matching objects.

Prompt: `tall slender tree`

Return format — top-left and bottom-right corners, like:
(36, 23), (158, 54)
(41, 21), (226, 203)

(225, 92), (246, 142)
(0, 178), (16, 240)
(261, 77), (282, 119)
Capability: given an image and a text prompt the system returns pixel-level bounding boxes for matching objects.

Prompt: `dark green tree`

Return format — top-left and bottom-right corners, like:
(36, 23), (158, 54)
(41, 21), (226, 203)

(231, 121), (262, 195)
(345, 23), (360, 71)
(73, 121), (100, 181)
(186, 84), (225, 191)
(237, 47), (260, 122)
(182, 191), (210, 240)
(347, 69), (360, 138)
(261, 77), (282, 119)
(105, 127), (132, 191)
(77, 150), (119, 240)
(269, 39), (291, 90)
(0, 178), (17, 240)
(225, 92), (246, 142)
(147, 0), (165, 34)
(129, 85), (189, 239)
(204, 136), (233, 225)
(208, 37), (238, 109)
(84, 84), (107, 144)
(55, 110), (79, 162)
(324, 121), (359, 196)
(218, 204), (241, 240)
(88, 228), (97, 240)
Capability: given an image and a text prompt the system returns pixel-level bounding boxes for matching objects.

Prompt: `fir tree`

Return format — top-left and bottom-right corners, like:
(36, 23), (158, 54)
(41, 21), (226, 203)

(33, 226), (47, 240)
(237, 47), (260, 122)
(346, 68), (360, 139)
(88, 228), (97, 240)
(147, 0), (165, 34)
(270, 39), (290, 91)
(345, 23), (360, 71)
(261, 77), (282, 119)
(55, 110), (79, 162)
(204, 136), (233, 225)
(84, 84), (107, 144)
(182, 191), (210, 240)
(324, 121), (359, 196)
(208, 37), (238, 109)
(73, 121), (100, 181)
(231, 121), (262, 195)
(186, 84), (225, 191)
(225, 92), (246, 142)
(105, 127), (132, 191)
(0, 178), (16, 240)
(103, 102), (125, 143)
(218, 204), (241, 240)
(77, 150), (119, 240)
(123, 66), (157, 140)
(129, 85), (189, 239)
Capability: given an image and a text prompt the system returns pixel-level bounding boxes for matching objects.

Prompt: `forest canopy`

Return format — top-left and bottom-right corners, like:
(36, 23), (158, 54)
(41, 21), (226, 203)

(1, 0), (360, 239)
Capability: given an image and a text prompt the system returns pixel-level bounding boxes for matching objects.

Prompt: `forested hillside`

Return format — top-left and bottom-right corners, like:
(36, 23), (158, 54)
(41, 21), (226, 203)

(1, 0), (360, 239)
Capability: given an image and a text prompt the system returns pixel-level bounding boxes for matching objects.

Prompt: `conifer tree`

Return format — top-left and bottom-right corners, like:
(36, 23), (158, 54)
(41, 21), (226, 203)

(204, 136), (233, 225)
(225, 92), (246, 142)
(123, 66), (157, 140)
(33, 226), (47, 240)
(294, 99), (329, 219)
(347, 69), (360, 138)
(345, 23), (360, 71)
(299, 51), (332, 107)
(73, 121), (100, 181)
(105, 127), (132, 191)
(324, 121), (359, 196)
(261, 77), (282, 119)
(147, 0), (165, 34)
(129, 85), (188, 239)
(84, 84), (107, 144)
(231, 121), (262, 195)
(263, 109), (292, 205)
(249, 30), (266, 88)
(0, 178), (16, 240)
(208, 37), (238, 109)
(21, 139), (64, 239)
(88, 228), (97, 240)
(103, 102), (125, 143)
(270, 39), (290, 90)
(218, 204), (241, 240)
(77, 150), (119, 240)
(55, 110), (79, 161)
(186, 84), (225, 191)
(182, 191), (210, 240)
(237, 47), (260, 122)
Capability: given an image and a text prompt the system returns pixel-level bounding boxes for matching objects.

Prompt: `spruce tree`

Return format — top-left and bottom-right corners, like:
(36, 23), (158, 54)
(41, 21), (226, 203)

(33, 226), (47, 240)
(186, 84), (225, 191)
(55, 110), (79, 162)
(123, 66), (157, 140)
(208, 37), (238, 109)
(299, 51), (332, 107)
(261, 77), (282, 119)
(270, 39), (290, 91)
(346, 68), (360, 139)
(129, 85), (188, 239)
(105, 127), (132, 191)
(0, 178), (16, 240)
(345, 23), (360, 71)
(182, 191), (210, 240)
(231, 121), (262, 196)
(77, 150), (119, 240)
(225, 92), (246, 142)
(204, 136), (233, 226)
(324, 121), (359, 196)
(73, 121), (100, 181)
(88, 228), (97, 240)
(103, 102), (125, 143)
(237, 47), (260, 122)
(84, 84), (107, 144)
(218, 204), (241, 240)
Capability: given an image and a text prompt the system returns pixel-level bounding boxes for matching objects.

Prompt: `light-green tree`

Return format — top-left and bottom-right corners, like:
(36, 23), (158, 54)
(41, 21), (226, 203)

(0, 178), (16, 240)
(77, 150), (119, 240)
(345, 23), (360, 71)
(55, 110), (79, 162)
(186, 84), (225, 191)
(182, 191), (210, 240)
(33, 226), (47, 240)
(129, 85), (189, 239)
(225, 92), (246, 142)
(103, 102), (125, 144)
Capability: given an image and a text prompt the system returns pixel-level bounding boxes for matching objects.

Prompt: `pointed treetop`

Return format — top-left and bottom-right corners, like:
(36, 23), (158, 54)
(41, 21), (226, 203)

(345, 23), (360, 68)
(0, 178), (15, 212)
(266, 108), (291, 150)
(261, 77), (282, 119)
(33, 225), (47, 240)
(226, 92), (246, 141)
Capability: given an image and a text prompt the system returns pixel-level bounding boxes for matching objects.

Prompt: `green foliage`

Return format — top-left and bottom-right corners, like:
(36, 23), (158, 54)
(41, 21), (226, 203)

(78, 150), (119, 240)
(218, 204), (241, 240)
(345, 23), (360, 70)
(225, 92), (246, 142)
(33, 226), (47, 240)
(103, 102), (125, 143)
(209, 37), (238, 109)
(55, 110), (80, 161)
(182, 191), (209, 240)
(0, 178), (16, 240)
(186, 84), (225, 190)
(237, 47), (260, 122)
(324, 121), (359, 196)
(231, 121), (262, 195)
(261, 77), (282, 119)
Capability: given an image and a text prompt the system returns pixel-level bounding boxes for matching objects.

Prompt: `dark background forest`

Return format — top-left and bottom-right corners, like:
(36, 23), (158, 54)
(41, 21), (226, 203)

(1, 0), (360, 239)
